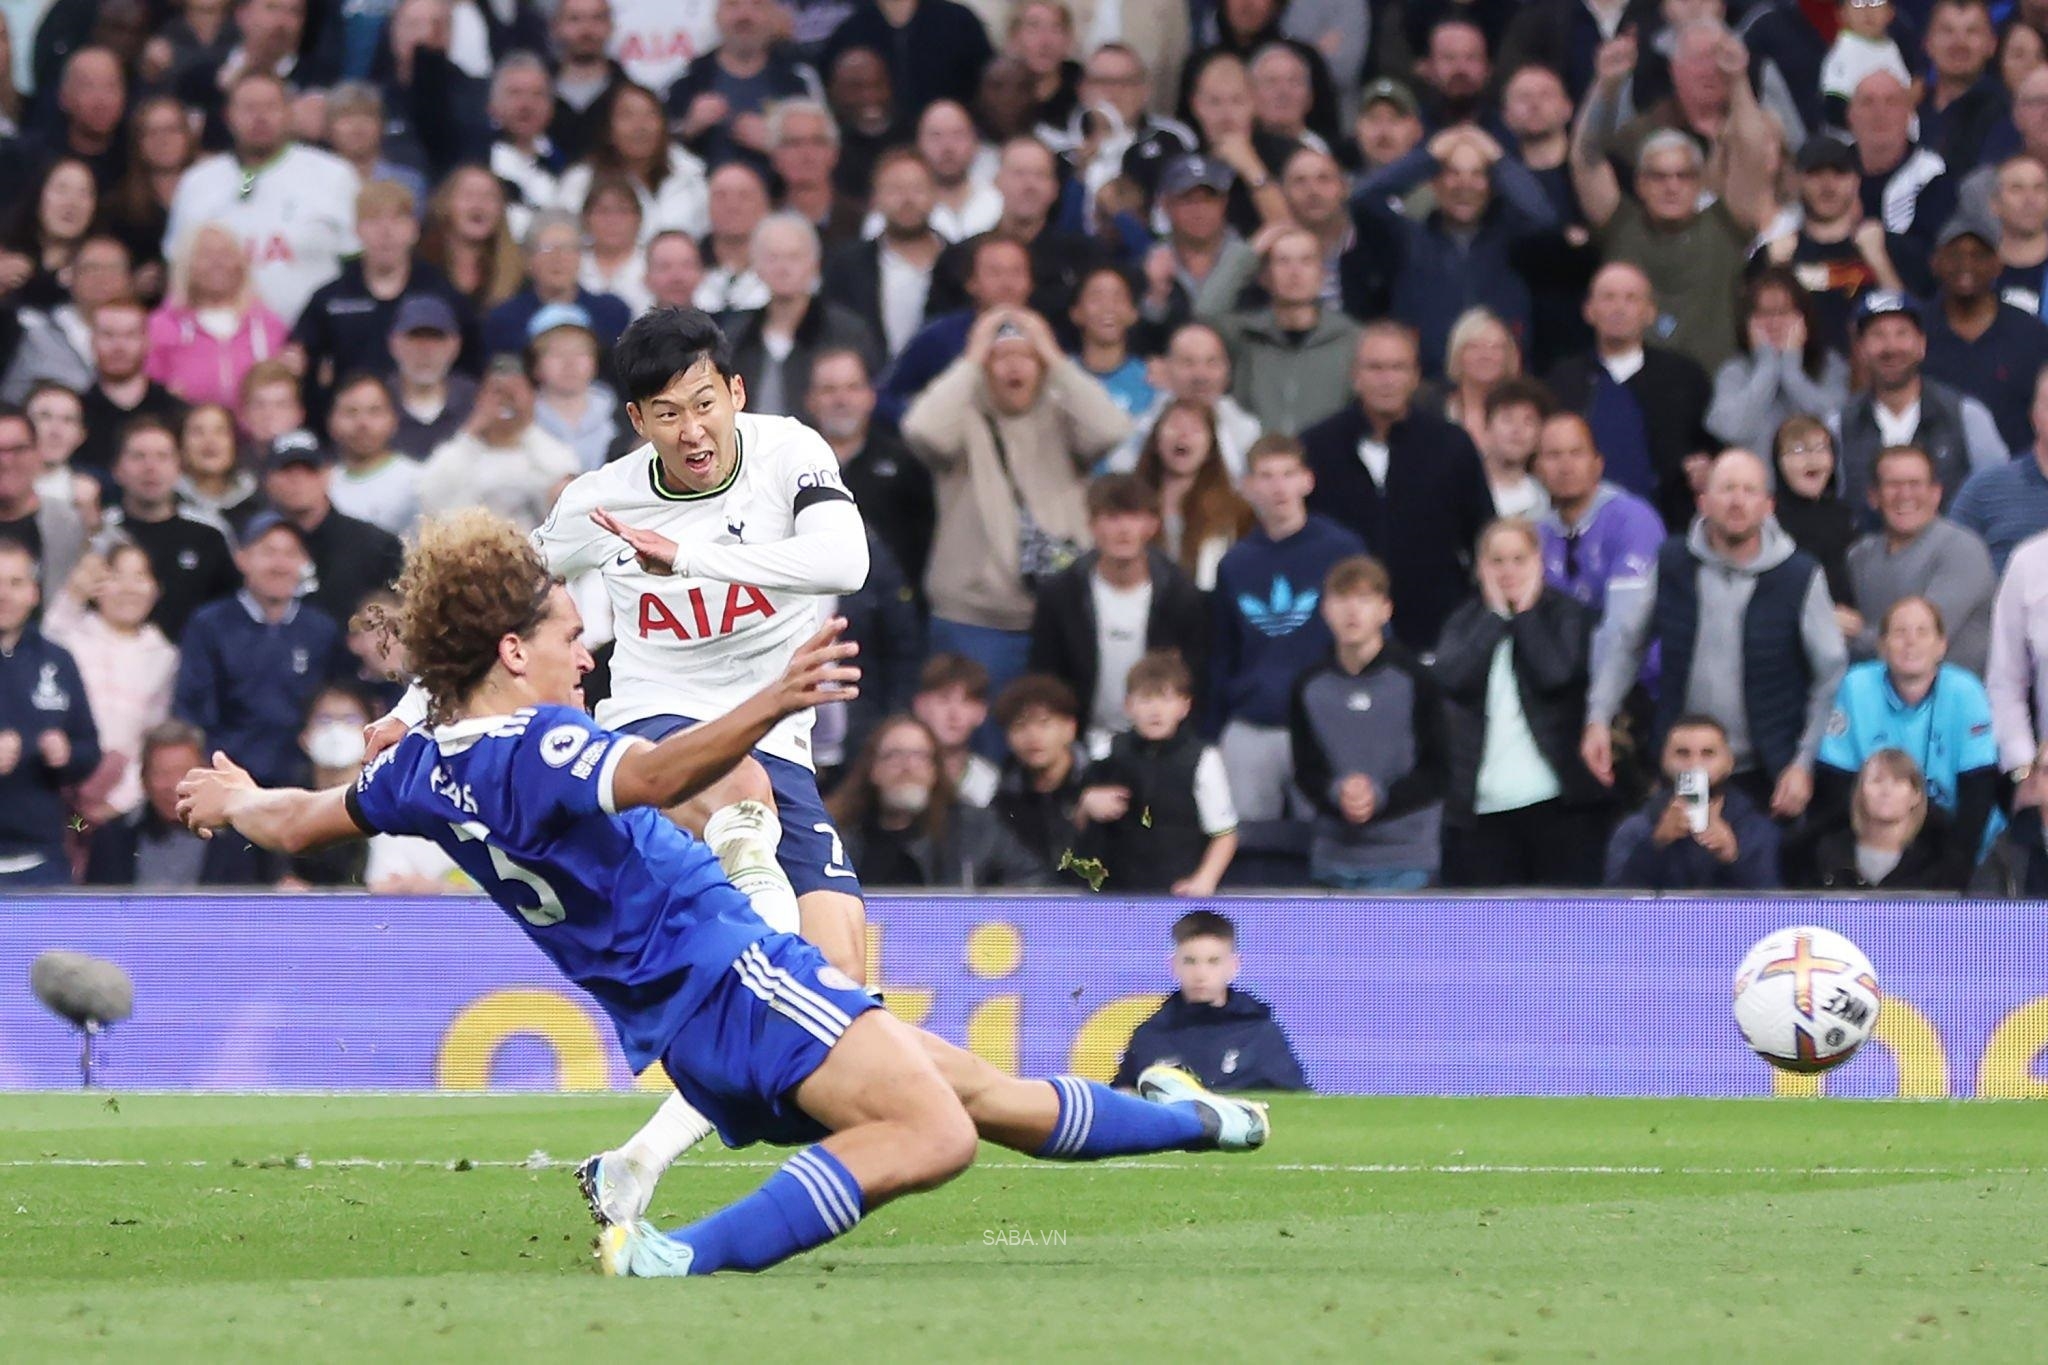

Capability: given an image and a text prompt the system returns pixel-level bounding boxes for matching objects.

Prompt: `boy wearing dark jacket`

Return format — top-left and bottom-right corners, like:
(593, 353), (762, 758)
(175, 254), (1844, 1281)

(1112, 910), (1309, 1093)
(0, 540), (101, 887)
(1078, 651), (1238, 895)
(1290, 555), (1446, 889)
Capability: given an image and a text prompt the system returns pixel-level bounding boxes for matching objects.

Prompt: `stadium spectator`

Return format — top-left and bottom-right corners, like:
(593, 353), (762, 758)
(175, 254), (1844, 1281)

(1192, 224), (1358, 436)
(1352, 77), (1426, 176)
(1844, 445), (1997, 673)
(281, 684), (374, 889)
(827, 150), (942, 362)
(1499, 63), (1578, 220)
(485, 54), (563, 238)
(1984, 527), (2048, 776)
(105, 95), (198, 297)
(261, 430), (405, 630)
(1815, 595), (1999, 863)
(990, 673), (1088, 871)
(174, 403), (259, 534)
(42, 542), (177, 825)
(1920, 211), (2048, 453)
(727, 214), (882, 423)
(1209, 436), (1363, 826)
(1113, 322), (1263, 481)
(26, 384), (99, 534)
(1789, 749), (1966, 890)
(1951, 365), (2048, 569)
(807, 348), (934, 595)
(1077, 42), (1193, 204)
(828, 714), (1046, 887)
(528, 308), (621, 471)
(1027, 475), (1207, 749)
(1347, 127), (1560, 380)
(696, 162), (774, 314)
(1068, 266), (1156, 426)
(83, 719), (268, 886)
(1132, 398), (1253, 591)
(1135, 155), (1236, 333)
(878, 232), (1034, 422)
(933, 136), (1106, 322)
(820, 0), (994, 121)
(385, 296), (478, 460)
(766, 100), (866, 249)
(77, 297), (187, 480)
(1110, 910), (1309, 1093)
(1475, 377), (1550, 521)
(1288, 554), (1445, 890)
(1586, 449), (1849, 820)
(1604, 713), (1783, 890)
(644, 231), (706, 312)
(901, 306), (1128, 703)
(103, 419), (238, 641)
(4, 47), (124, 190)
(0, 231), (127, 405)
(912, 653), (1000, 808)
(1437, 310), (1526, 456)
(545, 0), (633, 165)
(822, 47), (903, 203)
(164, 71), (360, 327)
(1996, 155), (2048, 319)
(555, 82), (710, 243)
(321, 80), (427, 211)
(0, 538), (99, 886)
(1434, 518), (1611, 888)
(1535, 412), (1667, 619)
(1843, 70), (1958, 267)
(1248, 47), (1321, 162)
(664, 0), (820, 169)
(907, 100), (1001, 243)
(237, 362), (306, 448)
(1301, 324), (1497, 652)
(0, 405), (87, 593)
(1830, 290), (2007, 514)
(1006, 0), (1079, 130)
(1920, 0), (2006, 174)
(417, 355), (578, 531)
(1543, 262), (1716, 528)
(144, 223), (289, 417)
(1820, 0), (1912, 125)
(1769, 416), (1858, 608)
(1754, 132), (1904, 350)
(1075, 650), (1237, 895)
(483, 211), (632, 357)
(1571, 30), (1779, 374)
(0, 157), (100, 313)
(1706, 269), (1853, 457)
(292, 182), (469, 405)
(172, 511), (351, 787)
(419, 165), (526, 317)
(1971, 743), (2048, 894)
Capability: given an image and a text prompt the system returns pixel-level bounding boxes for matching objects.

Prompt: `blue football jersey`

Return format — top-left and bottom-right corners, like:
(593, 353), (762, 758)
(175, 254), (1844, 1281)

(346, 704), (769, 1067)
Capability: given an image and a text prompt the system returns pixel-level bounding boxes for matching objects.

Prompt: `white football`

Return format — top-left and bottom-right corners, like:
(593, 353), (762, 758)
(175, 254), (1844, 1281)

(1732, 926), (1882, 1074)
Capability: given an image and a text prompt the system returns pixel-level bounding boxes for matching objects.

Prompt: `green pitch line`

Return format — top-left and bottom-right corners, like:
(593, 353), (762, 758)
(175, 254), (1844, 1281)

(0, 1095), (2041, 1362)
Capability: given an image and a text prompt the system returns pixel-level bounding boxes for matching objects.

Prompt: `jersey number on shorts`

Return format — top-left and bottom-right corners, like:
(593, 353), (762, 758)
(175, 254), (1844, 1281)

(451, 820), (566, 926)
(815, 822), (857, 880)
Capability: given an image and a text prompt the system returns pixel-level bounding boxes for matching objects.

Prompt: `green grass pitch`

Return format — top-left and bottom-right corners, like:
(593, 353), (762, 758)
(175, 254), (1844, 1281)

(2, 1093), (2044, 1361)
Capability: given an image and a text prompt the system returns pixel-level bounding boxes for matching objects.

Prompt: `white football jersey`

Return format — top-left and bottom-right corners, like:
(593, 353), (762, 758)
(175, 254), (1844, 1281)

(535, 413), (862, 769)
(164, 145), (361, 327)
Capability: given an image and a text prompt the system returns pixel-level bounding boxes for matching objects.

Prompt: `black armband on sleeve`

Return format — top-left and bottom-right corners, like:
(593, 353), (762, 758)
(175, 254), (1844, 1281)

(792, 484), (856, 516)
(344, 784), (380, 836)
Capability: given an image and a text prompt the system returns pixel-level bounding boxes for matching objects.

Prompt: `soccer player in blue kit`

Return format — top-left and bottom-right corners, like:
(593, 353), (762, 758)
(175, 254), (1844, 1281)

(177, 509), (1268, 1278)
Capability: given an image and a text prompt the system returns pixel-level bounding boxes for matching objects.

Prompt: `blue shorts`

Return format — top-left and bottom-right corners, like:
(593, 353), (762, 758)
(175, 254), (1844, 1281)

(619, 715), (866, 899)
(661, 932), (881, 1148)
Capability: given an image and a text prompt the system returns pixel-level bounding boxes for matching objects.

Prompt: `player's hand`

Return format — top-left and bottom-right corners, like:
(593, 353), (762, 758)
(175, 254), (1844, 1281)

(1652, 798), (1693, 847)
(36, 729), (70, 770)
(591, 507), (680, 576)
(0, 729), (20, 776)
(1581, 722), (1615, 786)
(1338, 773), (1376, 824)
(176, 751), (258, 839)
(1695, 808), (1740, 863)
(363, 714), (409, 765)
(1078, 785), (1131, 822)
(1770, 763), (1813, 820)
(772, 617), (862, 714)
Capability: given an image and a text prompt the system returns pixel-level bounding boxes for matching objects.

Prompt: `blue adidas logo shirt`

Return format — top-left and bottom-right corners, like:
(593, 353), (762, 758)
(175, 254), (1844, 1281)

(1210, 514), (1365, 729)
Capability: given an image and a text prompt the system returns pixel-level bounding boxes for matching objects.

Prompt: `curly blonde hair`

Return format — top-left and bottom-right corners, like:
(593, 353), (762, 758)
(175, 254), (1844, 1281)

(375, 509), (555, 723)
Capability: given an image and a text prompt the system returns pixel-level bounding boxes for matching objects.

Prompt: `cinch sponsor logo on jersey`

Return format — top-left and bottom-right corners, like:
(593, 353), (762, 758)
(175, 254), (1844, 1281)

(637, 584), (776, 639)
(1238, 577), (1318, 637)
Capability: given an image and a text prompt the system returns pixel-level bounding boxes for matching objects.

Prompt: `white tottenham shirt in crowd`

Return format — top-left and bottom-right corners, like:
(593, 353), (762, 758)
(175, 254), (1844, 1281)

(164, 143), (361, 328)
(531, 413), (871, 770)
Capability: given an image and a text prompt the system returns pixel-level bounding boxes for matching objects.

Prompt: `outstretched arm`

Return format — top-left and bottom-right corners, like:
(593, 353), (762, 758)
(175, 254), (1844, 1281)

(1571, 33), (1635, 230)
(177, 755), (366, 854)
(592, 499), (872, 594)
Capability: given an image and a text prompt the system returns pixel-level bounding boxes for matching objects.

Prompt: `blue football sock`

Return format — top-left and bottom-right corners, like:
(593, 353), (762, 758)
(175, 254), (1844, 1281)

(662, 1145), (864, 1274)
(1036, 1076), (1209, 1159)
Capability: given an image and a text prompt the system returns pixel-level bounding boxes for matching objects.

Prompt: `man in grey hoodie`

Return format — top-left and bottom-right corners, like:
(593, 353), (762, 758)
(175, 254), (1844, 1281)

(1582, 449), (1848, 821)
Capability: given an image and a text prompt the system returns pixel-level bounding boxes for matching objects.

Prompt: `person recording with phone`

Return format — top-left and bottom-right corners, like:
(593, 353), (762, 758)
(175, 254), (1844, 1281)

(1604, 713), (1782, 890)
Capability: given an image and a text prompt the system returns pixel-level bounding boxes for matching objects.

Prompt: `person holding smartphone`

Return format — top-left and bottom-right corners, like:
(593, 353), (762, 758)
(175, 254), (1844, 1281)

(1604, 713), (1782, 890)
(416, 349), (580, 531)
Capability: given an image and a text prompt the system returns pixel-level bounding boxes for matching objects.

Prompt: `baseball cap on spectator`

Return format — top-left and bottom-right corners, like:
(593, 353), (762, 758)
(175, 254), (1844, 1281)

(1159, 154), (1235, 198)
(266, 428), (329, 473)
(391, 295), (459, 337)
(1853, 290), (1922, 332)
(527, 301), (596, 342)
(1794, 132), (1858, 175)
(1360, 78), (1420, 119)
(1935, 210), (2001, 251)
(237, 509), (308, 551)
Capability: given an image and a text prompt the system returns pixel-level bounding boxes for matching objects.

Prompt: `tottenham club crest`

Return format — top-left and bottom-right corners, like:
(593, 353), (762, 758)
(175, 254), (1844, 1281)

(31, 663), (69, 712)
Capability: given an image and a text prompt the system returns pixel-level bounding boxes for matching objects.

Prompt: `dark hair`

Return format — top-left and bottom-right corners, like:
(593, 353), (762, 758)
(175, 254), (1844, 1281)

(330, 370), (395, 405)
(115, 415), (178, 457)
(1126, 648), (1193, 698)
(612, 306), (736, 403)
(1, 156), (101, 257)
(1668, 712), (1730, 741)
(1172, 909), (1235, 945)
(1086, 473), (1161, 518)
(826, 714), (957, 845)
(807, 345), (872, 385)
(579, 171), (644, 221)
(1074, 262), (1138, 307)
(1134, 399), (1252, 579)
(1483, 375), (1554, 422)
(0, 401), (27, 430)
(993, 673), (1080, 728)
(870, 145), (931, 183)
(141, 719), (207, 768)
(916, 652), (990, 701)
(1743, 267), (1828, 380)
(587, 82), (674, 191)
(967, 231), (1034, 283)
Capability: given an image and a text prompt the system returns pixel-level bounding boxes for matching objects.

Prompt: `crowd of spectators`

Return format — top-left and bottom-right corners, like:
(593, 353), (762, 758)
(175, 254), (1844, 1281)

(10, 0), (2048, 897)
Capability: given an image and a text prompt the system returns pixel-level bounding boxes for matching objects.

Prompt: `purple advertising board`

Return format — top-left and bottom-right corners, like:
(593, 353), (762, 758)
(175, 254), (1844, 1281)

(0, 894), (2042, 1098)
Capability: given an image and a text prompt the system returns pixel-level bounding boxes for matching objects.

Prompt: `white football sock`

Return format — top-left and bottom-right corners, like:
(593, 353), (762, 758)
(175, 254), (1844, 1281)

(702, 800), (801, 935)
